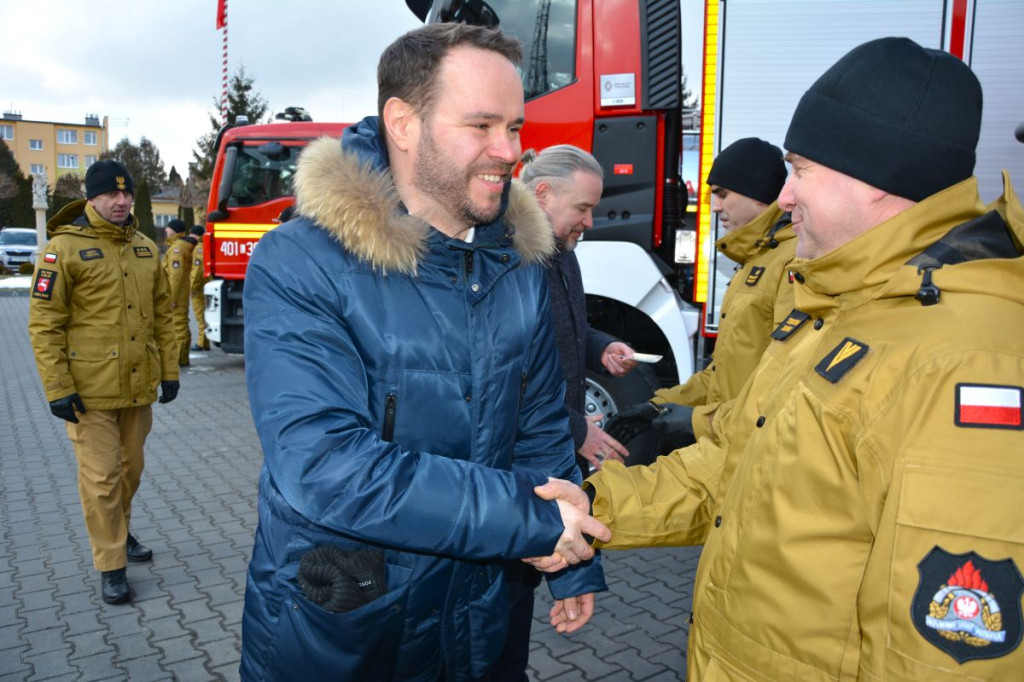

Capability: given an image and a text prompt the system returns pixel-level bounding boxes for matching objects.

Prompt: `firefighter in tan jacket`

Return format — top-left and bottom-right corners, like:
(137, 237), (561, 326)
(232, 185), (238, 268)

(188, 224), (210, 351)
(28, 160), (179, 605)
(162, 219), (194, 365)
(606, 139), (793, 451)
(535, 38), (1024, 680)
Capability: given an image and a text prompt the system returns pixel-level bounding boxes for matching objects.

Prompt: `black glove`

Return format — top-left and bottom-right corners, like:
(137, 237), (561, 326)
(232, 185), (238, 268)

(49, 393), (86, 423)
(652, 403), (695, 450)
(603, 401), (664, 443)
(158, 380), (180, 404)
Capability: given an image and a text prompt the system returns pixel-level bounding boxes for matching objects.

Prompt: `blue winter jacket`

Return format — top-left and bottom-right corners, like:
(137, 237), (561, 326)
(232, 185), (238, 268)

(239, 118), (607, 681)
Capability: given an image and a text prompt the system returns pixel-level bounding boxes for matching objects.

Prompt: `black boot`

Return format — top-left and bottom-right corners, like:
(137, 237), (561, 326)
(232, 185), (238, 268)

(101, 568), (131, 604)
(126, 534), (153, 563)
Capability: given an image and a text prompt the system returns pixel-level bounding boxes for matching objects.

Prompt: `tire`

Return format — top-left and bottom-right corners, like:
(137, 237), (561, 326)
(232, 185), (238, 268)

(584, 363), (663, 467)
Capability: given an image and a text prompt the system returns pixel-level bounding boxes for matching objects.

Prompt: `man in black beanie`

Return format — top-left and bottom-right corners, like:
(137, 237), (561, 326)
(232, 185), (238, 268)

(606, 137), (794, 453)
(28, 160), (180, 605)
(539, 36), (1024, 680)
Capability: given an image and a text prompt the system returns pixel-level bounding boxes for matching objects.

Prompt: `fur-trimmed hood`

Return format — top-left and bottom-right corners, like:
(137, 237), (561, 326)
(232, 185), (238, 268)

(293, 117), (555, 275)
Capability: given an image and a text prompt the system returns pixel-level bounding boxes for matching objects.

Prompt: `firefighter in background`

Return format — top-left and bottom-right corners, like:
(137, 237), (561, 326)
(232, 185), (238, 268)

(188, 224), (210, 351)
(28, 160), (179, 605)
(537, 37), (1024, 679)
(606, 138), (792, 453)
(162, 219), (194, 365)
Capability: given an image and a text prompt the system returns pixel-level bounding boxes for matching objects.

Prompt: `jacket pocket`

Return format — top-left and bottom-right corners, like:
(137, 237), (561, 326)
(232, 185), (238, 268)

(263, 563), (413, 680)
(68, 343), (121, 399)
(887, 461), (1024, 676)
(382, 392), (397, 442)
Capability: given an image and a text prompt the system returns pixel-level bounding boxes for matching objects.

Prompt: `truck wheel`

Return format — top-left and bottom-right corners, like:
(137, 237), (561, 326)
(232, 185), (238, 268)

(584, 364), (662, 467)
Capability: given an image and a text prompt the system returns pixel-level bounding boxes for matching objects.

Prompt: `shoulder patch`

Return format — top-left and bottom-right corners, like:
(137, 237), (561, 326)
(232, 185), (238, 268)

(32, 269), (57, 300)
(79, 248), (103, 261)
(44, 252), (58, 263)
(955, 384), (1023, 430)
(912, 546), (1023, 662)
(745, 266), (766, 286)
(194, 258), (201, 267)
(172, 261), (180, 269)
(815, 337), (868, 383)
(134, 246), (153, 258)
(770, 309), (810, 341)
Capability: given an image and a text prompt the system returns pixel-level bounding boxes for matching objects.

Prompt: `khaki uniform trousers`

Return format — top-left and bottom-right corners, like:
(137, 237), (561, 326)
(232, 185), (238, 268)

(191, 289), (209, 349)
(174, 307), (191, 365)
(65, 405), (153, 571)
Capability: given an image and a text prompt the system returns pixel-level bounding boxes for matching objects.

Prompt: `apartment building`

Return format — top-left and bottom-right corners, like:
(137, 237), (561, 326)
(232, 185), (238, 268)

(1, 111), (109, 180)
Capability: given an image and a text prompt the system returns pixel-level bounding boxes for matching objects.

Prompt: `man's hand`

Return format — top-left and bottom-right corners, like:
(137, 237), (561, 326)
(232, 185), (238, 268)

(578, 415), (628, 470)
(49, 393), (85, 423)
(158, 380), (180, 404)
(602, 401), (663, 443)
(549, 593), (596, 634)
(601, 341), (637, 377)
(526, 479), (611, 569)
(652, 403), (695, 450)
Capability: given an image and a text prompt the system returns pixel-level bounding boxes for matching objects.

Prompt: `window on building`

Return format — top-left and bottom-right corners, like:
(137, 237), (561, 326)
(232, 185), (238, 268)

(29, 139), (43, 150)
(31, 164), (45, 175)
(85, 155), (97, 169)
(154, 214), (175, 228)
(84, 131), (97, 145)
(0, 125), (12, 140)
(57, 129), (78, 144)
(58, 154), (79, 169)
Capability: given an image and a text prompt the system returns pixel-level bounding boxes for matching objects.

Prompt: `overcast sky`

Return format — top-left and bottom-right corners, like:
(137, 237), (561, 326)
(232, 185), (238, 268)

(2, 0), (703, 178)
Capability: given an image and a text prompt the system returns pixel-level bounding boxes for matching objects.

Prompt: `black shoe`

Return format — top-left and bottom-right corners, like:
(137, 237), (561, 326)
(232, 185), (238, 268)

(126, 534), (153, 563)
(101, 568), (131, 604)
(189, 344), (205, 352)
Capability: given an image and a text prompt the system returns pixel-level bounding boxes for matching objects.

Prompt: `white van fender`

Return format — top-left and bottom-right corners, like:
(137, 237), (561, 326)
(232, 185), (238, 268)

(575, 241), (698, 383)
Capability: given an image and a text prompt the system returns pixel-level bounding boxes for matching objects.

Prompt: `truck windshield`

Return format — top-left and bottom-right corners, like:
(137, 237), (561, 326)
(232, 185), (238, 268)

(0, 230), (37, 246)
(433, 0), (576, 100)
(227, 144), (300, 207)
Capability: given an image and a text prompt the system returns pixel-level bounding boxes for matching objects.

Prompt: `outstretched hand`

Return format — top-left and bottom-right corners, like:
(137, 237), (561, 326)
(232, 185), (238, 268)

(550, 592), (596, 634)
(521, 479), (610, 572)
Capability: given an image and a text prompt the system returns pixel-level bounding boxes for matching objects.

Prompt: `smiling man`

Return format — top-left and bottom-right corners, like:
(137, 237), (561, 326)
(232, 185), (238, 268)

(537, 37), (1024, 680)
(238, 23), (609, 681)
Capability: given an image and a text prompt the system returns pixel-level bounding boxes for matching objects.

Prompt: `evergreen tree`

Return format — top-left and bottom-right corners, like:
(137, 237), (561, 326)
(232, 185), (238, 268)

(133, 180), (158, 243)
(192, 66), (271, 181)
(0, 139), (35, 227)
(168, 166), (183, 186)
(682, 69), (699, 111)
(182, 205), (196, 227)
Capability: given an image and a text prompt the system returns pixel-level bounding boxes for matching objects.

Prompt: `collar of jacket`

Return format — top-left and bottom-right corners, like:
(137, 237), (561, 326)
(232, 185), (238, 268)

(46, 199), (138, 241)
(790, 176), (1024, 313)
(293, 121), (555, 276)
(716, 202), (791, 265)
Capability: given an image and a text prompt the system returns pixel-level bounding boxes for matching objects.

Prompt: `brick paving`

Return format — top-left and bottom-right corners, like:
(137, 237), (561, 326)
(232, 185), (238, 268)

(0, 289), (699, 681)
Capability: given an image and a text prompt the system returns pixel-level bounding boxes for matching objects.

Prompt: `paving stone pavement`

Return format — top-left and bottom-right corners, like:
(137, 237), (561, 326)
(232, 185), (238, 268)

(0, 290), (700, 681)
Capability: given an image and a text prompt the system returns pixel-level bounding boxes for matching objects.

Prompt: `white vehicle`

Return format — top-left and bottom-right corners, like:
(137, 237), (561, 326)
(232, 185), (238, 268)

(0, 227), (38, 272)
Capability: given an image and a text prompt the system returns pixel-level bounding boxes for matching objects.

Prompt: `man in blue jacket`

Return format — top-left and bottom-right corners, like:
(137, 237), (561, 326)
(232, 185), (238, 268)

(239, 22), (610, 681)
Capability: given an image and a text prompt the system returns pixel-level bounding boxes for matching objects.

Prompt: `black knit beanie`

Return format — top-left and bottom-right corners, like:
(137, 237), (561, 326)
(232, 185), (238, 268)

(167, 219), (187, 233)
(705, 138), (787, 205)
(784, 37), (982, 201)
(85, 160), (134, 199)
(189, 224), (205, 237)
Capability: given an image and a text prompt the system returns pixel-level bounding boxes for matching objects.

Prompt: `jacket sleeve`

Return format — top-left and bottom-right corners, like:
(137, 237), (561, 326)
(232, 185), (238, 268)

(584, 327), (616, 373)
(511, 273), (607, 598)
(152, 251), (179, 382)
(243, 227), (592, 571)
(653, 365), (712, 407)
(28, 238), (76, 402)
(584, 435), (724, 549)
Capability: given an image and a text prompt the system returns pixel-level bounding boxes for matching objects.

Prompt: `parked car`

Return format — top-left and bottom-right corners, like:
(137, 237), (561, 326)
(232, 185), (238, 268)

(0, 227), (39, 272)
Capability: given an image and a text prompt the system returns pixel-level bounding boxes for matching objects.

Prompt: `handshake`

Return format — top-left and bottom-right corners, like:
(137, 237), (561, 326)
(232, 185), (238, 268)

(523, 478), (612, 573)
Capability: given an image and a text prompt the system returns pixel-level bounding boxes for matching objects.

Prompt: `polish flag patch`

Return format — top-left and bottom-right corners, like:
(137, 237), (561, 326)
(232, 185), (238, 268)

(44, 252), (58, 263)
(955, 384), (1023, 429)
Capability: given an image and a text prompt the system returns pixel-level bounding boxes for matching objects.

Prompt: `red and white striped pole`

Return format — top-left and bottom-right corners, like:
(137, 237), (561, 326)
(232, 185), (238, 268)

(217, 0), (229, 124)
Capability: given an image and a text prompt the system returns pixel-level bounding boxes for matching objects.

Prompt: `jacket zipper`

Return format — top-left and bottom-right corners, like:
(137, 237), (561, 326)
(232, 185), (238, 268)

(382, 392), (397, 442)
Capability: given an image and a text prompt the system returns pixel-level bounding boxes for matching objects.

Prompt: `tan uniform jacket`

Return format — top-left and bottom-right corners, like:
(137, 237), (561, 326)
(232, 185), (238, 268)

(190, 242), (211, 296)
(28, 200), (179, 409)
(587, 176), (1024, 681)
(162, 233), (194, 314)
(654, 204), (795, 439)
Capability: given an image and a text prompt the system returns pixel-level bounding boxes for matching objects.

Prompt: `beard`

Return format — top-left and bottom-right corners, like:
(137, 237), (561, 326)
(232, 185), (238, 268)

(413, 124), (512, 228)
